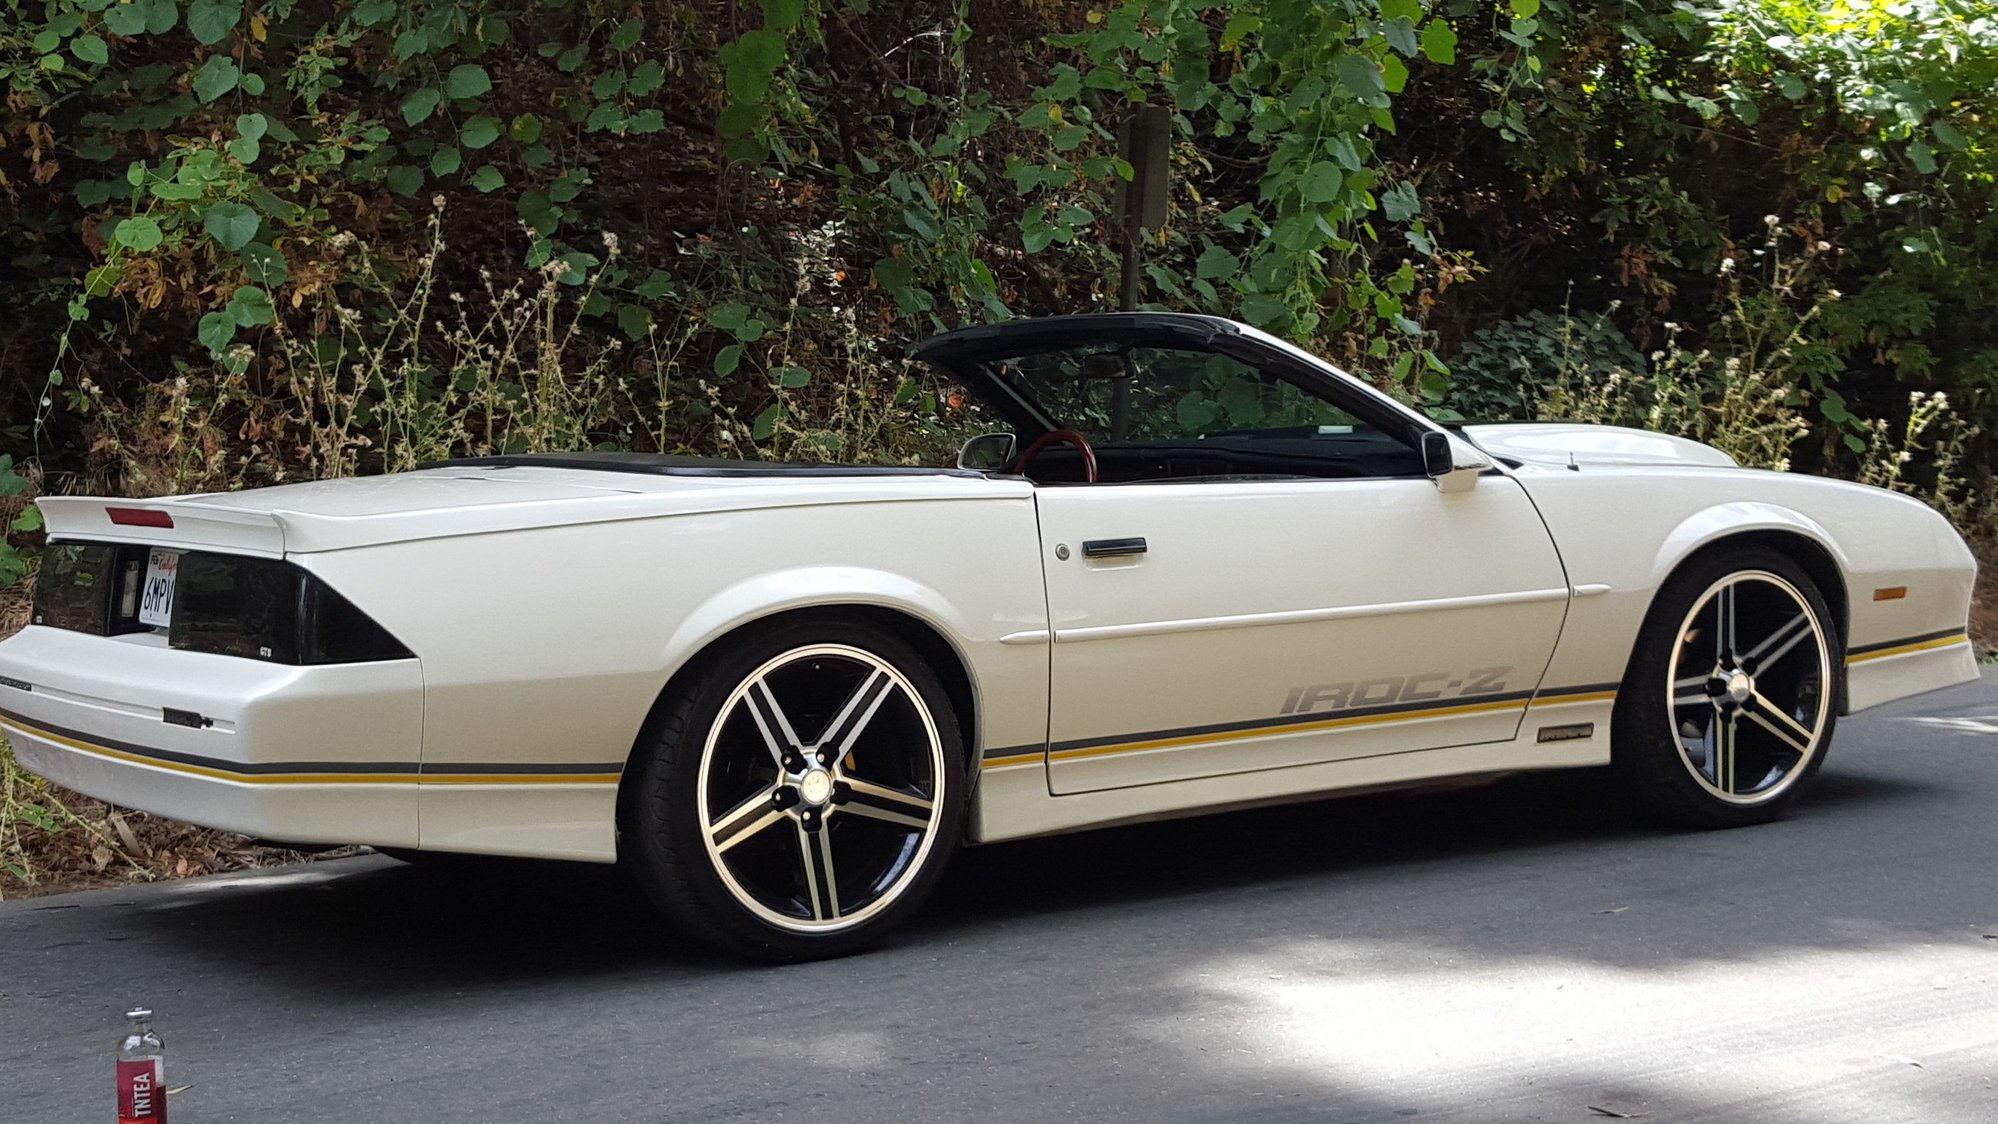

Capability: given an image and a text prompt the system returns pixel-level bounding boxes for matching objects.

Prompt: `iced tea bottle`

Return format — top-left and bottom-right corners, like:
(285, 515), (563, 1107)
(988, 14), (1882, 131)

(116, 1007), (167, 1124)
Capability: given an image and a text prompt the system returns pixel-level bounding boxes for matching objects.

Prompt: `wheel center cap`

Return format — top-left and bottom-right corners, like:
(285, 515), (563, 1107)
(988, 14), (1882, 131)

(1724, 670), (1754, 704)
(798, 769), (834, 806)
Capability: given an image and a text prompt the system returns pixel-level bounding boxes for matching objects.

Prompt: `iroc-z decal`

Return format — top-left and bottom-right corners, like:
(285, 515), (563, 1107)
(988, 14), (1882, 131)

(1279, 667), (1513, 716)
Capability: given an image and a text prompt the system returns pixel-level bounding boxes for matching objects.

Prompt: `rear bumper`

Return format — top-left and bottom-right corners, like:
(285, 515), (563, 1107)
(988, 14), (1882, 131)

(0, 625), (424, 847)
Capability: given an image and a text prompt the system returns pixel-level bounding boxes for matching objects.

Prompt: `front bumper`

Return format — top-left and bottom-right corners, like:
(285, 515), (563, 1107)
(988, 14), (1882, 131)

(0, 625), (423, 847)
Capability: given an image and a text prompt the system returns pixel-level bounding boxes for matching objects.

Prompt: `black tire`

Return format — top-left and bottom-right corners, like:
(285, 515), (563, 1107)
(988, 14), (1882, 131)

(621, 612), (968, 962)
(1612, 547), (1841, 828)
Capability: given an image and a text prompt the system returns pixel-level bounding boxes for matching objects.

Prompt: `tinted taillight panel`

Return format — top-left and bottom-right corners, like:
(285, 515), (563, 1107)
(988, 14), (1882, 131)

(33, 543), (412, 665)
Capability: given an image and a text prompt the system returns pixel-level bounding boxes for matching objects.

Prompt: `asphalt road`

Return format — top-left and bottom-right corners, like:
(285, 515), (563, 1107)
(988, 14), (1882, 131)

(3, 671), (1995, 1123)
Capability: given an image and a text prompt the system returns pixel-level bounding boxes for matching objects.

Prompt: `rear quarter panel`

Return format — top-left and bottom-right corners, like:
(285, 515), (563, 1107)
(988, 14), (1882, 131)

(291, 489), (1049, 856)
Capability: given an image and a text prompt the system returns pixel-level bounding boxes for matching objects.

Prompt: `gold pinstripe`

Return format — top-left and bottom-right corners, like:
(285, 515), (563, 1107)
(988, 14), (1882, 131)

(1844, 632), (1969, 665)
(0, 715), (620, 785)
(980, 687), (1619, 770)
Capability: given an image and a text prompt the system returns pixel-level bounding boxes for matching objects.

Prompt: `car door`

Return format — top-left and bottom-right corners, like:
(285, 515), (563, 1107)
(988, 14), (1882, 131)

(913, 317), (1570, 795)
(1036, 472), (1569, 793)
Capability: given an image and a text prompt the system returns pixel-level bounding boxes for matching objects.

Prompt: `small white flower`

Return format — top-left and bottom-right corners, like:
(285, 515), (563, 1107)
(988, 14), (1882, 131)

(1764, 214), (1780, 227)
(1719, 257), (1736, 274)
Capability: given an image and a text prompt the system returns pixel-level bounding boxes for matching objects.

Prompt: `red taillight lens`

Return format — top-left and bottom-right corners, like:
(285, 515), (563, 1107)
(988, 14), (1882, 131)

(105, 507), (174, 528)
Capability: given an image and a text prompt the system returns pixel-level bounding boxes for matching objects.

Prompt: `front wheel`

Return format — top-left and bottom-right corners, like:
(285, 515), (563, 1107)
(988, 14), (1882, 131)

(1613, 548), (1839, 828)
(622, 614), (967, 961)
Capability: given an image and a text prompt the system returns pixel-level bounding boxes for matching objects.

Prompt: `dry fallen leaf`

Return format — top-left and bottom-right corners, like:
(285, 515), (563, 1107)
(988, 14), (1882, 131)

(1596, 907), (1629, 915)
(165, 1084), (193, 1095)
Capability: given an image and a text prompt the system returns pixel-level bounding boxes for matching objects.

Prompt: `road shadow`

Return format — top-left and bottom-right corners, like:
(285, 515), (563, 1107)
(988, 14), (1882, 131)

(88, 751), (1942, 1003)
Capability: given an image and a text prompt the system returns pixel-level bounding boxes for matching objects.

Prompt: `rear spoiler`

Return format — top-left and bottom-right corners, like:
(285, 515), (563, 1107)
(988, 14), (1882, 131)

(37, 497), (286, 557)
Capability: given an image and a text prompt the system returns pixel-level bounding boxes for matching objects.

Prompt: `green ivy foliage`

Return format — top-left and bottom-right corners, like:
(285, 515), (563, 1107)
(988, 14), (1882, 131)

(0, 0), (1994, 491)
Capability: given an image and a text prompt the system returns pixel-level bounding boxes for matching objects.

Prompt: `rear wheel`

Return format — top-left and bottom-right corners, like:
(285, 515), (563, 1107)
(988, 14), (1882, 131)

(1613, 548), (1839, 828)
(622, 614), (966, 961)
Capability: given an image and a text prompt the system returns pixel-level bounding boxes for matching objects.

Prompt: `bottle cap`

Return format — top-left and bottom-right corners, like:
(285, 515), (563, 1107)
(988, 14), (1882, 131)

(125, 1008), (153, 1021)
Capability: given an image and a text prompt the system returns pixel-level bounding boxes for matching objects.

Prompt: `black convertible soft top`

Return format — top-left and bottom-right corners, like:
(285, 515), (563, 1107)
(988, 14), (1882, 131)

(433, 452), (978, 478)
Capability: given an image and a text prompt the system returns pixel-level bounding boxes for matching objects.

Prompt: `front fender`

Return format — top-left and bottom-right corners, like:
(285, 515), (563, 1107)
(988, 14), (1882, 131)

(1649, 501), (1851, 591)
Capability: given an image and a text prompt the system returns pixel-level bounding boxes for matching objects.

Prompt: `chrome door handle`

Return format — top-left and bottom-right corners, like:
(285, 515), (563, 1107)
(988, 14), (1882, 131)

(1081, 537), (1148, 558)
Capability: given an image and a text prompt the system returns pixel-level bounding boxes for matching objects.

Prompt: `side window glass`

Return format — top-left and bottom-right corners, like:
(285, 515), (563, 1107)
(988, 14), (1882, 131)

(994, 345), (1366, 443)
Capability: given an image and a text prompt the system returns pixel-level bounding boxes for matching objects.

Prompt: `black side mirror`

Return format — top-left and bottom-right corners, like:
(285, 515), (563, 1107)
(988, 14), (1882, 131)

(1421, 430), (1454, 478)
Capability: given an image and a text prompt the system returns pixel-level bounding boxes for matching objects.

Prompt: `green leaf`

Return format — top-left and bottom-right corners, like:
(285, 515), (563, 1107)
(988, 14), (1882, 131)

(1509, 0), (1538, 17)
(1335, 54), (1385, 101)
(1419, 19), (1457, 65)
(722, 29), (786, 103)
(751, 403), (781, 441)
(459, 116), (501, 149)
(429, 145), (461, 176)
(401, 87), (441, 126)
(113, 215), (162, 251)
(707, 300), (750, 331)
(1931, 120), (1967, 152)
(104, 2), (149, 37)
(1380, 0), (1422, 22)
(1195, 244), (1239, 280)
(760, 0), (803, 29)
(145, 0), (178, 34)
(1238, 293), (1288, 328)
(510, 114), (543, 143)
(608, 18), (643, 51)
(1299, 161), (1344, 204)
(445, 64), (492, 100)
(239, 241), (287, 287)
(392, 28), (430, 61)
(184, 0), (238, 45)
(627, 60), (665, 98)
(714, 343), (744, 376)
(384, 165), (423, 196)
(470, 165), (504, 192)
(1020, 215), (1056, 254)
(771, 365), (811, 388)
(226, 283), (273, 326)
(225, 135), (259, 164)
(351, 0), (394, 25)
(72, 34), (109, 65)
(235, 112), (267, 141)
(1381, 18), (1419, 58)
(1381, 52), (1408, 93)
(617, 304), (652, 340)
(197, 310), (236, 355)
(202, 201), (259, 250)
(12, 506), (44, 533)
(1907, 140), (1937, 174)
(191, 54), (239, 102)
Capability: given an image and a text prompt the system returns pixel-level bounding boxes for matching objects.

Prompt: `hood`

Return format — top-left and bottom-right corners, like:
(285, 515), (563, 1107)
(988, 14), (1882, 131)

(1459, 423), (1738, 469)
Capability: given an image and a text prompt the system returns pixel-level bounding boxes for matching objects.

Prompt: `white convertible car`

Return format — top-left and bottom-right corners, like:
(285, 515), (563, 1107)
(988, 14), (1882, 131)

(0, 314), (1977, 959)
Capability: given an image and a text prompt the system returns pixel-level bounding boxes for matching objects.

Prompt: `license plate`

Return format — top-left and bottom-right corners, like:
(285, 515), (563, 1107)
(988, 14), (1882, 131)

(138, 549), (179, 628)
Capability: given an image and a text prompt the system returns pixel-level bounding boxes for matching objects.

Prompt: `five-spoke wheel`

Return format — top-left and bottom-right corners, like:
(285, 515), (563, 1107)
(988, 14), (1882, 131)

(624, 614), (965, 960)
(1615, 549), (1838, 826)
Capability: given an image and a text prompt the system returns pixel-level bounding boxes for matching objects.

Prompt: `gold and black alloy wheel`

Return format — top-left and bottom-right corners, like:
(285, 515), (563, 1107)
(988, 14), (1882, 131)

(1614, 547), (1839, 828)
(623, 612), (966, 961)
